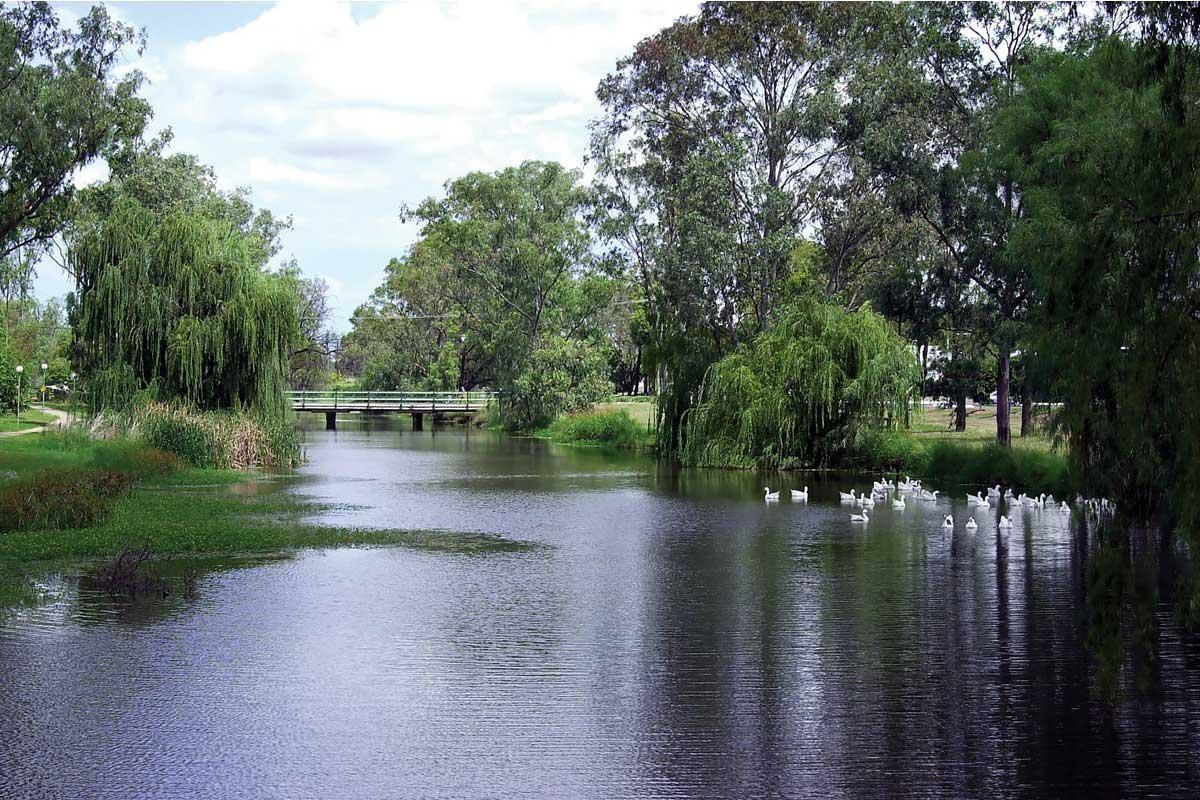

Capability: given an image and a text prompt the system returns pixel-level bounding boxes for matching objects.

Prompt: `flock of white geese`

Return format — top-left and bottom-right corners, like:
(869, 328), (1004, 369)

(763, 477), (1117, 531)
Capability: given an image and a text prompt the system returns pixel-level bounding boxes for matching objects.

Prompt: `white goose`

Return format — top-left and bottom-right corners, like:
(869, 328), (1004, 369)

(791, 486), (809, 501)
(965, 516), (978, 530)
(860, 494), (876, 508)
(999, 515), (1013, 529)
(942, 515), (954, 528)
(892, 496), (906, 510)
(850, 509), (870, 524)
(764, 487), (780, 502)
(839, 489), (857, 503)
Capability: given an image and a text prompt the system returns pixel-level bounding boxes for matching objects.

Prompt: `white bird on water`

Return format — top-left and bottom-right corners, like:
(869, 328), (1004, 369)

(791, 486), (809, 501)
(764, 487), (780, 502)
(892, 496), (906, 510)
(850, 509), (870, 524)
(965, 516), (978, 530)
(999, 515), (1013, 529)
(839, 489), (857, 502)
(942, 515), (954, 528)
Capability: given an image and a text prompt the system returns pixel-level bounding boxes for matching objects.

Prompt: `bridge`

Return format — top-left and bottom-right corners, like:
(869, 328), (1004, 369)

(288, 390), (496, 430)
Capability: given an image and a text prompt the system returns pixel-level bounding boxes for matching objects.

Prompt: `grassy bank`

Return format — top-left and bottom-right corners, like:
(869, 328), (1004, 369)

(539, 407), (656, 451)
(0, 432), (534, 610)
(854, 414), (1073, 497)
(0, 407), (57, 433)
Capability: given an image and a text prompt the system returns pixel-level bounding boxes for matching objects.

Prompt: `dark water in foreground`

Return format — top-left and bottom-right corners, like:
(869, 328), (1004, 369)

(2, 419), (1199, 799)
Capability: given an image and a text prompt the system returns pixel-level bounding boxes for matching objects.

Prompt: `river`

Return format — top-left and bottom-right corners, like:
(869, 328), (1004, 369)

(2, 419), (1198, 799)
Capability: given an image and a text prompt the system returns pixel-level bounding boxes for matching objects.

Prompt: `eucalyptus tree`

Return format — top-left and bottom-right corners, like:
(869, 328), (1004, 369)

(0, 3), (149, 261)
(854, 1), (1063, 446)
(592, 1), (862, 446)
(396, 161), (618, 427)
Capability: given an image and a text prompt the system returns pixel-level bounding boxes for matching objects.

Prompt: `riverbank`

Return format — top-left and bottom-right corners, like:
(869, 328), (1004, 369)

(538, 400), (1071, 496)
(0, 432), (533, 610)
(0, 407), (62, 434)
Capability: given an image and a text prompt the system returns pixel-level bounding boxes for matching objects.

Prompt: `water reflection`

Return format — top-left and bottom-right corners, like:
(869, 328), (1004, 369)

(0, 417), (1197, 799)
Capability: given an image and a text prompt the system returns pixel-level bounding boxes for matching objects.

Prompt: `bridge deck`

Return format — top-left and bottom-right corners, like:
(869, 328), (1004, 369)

(288, 391), (494, 415)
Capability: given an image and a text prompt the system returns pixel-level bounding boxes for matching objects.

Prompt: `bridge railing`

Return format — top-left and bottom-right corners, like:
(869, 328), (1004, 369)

(287, 390), (496, 409)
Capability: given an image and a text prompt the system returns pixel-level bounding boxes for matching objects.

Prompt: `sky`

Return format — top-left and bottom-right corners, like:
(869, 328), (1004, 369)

(38, 0), (698, 330)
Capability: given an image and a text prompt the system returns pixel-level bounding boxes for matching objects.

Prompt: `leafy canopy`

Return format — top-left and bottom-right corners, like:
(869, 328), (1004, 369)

(679, 294), (920, 469)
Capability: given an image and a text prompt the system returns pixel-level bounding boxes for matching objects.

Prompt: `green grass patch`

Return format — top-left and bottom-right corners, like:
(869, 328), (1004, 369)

(0, 469), (136, 532)
(0, 408), (57, 432)
(853, 425), (1073, 496)
(544, 408), (654, 450)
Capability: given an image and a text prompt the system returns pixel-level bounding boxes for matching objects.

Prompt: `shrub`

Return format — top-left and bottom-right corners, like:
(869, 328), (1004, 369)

(128, 402), (302, 469)
(853, 428), (930, 472)
(502, 337), (613, 430)
(548, 409), (646, 449)
(139, 405), (217, 467)
(923, 442), (1072, 496)
(0, 469), (135, 532)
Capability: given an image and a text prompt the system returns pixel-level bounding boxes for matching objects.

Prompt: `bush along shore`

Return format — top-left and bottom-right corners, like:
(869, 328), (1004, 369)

(0, 428), (534, 611)
(534, 401), (1071, 498)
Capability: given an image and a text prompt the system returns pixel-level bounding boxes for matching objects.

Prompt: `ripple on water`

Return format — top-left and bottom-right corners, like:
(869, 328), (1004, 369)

(1, 425), (1198, 799)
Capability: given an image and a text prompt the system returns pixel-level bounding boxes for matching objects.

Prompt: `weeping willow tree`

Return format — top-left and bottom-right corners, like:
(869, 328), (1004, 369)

(678, 297), (921, 468)
(71, 200), (300, 417)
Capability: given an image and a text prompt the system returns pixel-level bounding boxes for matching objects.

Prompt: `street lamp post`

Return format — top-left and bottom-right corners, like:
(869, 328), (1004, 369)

(70, 371), (77, 420)
(15, 365), (23, 423)
(40, 362), (47, 409)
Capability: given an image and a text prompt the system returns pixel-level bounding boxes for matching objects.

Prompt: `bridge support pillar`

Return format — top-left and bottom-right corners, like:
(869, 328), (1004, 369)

(412, 412), (424, 431)
(325, 412), (337, 431)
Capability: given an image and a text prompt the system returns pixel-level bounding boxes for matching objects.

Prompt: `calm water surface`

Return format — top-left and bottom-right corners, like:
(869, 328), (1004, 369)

(2, 419), (1199, 799)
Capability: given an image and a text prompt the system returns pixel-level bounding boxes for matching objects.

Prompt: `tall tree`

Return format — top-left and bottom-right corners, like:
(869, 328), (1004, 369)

(400, 161), (613, 408)
(996, 31), (1200, 548)
(0, 3), (149, 260)
(856, 1), (1061, 446)
(71, 201), (299, 415)
(592, 1), (859, 446)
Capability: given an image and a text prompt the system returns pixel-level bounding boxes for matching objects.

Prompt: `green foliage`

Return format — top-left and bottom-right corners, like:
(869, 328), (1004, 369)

(503, 337), (612, 430)
(71, 201), (300, 417)
(0, 326), (16, 413)
(853, 428), (931, 473)
(345, 161), (620, 399)
(0, 469), (134, 532)
(547, 409), (647, 450)
(131, 402), (302, 470)
(679, 296), (920, 468)
(996, 36), (1200, 542)
(922, 442), (1071, 498)
(0, 3), (149, 260)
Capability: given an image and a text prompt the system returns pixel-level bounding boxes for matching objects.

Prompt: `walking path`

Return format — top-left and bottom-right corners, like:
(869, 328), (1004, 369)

(0, 406), (72, 438)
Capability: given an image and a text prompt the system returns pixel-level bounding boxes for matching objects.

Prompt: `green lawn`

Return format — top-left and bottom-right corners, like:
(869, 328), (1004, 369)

(0, 408), (58, 433)
(908, 405), (1058, 452)
(594, 398), (657, 429)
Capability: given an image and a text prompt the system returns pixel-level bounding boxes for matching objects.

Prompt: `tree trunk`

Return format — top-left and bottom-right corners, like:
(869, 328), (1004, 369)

(955, 394), (967, 432)
(996, 349), (1012, 447)
(1020, 389), (1032, 438)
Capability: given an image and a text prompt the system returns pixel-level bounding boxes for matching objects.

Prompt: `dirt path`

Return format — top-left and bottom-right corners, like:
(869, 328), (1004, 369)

(0, 406), (73, 438)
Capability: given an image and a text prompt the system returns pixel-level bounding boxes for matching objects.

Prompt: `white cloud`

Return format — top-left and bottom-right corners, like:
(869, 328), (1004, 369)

(39, 0), (699, 329)
(247, 156), (385, 192)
